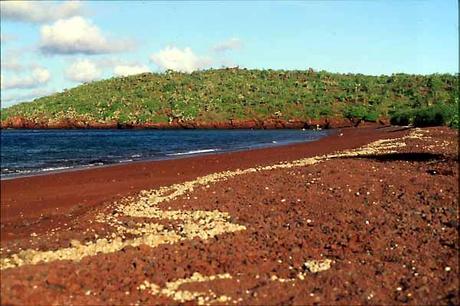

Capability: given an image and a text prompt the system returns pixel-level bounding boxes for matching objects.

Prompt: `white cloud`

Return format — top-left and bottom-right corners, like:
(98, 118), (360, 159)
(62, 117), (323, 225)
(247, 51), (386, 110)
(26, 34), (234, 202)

(1, 88), (57, 108)
(95, 57), (126, 68)
(0, 33), (16, 43)
(1, 51), (44, 72)
(1, 1), (83, 23)
(114, 64), (150, 76)
(213, 38), (243, 53)
(1, 56), (24, 72)
(65, 59), (101, 83)
(1, 68), (51, 90)
(150, 46), (212, 73)
(40, 16), (132, 55)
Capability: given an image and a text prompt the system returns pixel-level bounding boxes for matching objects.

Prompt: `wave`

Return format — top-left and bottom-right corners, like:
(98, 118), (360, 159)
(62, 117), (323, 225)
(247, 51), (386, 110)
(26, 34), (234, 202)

(167, 148), (220, 156)
(41, 166), (74, 172)
(1, 165), (74, 177)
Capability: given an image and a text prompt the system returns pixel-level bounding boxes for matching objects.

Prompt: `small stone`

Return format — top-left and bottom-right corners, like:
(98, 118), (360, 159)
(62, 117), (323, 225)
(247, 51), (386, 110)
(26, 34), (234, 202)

(445, 266), (451, 272)
(304, 259), (332, 273)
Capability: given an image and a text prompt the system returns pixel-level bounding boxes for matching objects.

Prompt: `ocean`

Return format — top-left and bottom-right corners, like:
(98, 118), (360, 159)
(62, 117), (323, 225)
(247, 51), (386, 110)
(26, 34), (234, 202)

(1, 129), (330, 178)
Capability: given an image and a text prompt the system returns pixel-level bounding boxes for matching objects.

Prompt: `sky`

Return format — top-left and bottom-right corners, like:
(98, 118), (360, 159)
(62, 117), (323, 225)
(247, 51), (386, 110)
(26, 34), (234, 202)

(1, 0), (458, 108)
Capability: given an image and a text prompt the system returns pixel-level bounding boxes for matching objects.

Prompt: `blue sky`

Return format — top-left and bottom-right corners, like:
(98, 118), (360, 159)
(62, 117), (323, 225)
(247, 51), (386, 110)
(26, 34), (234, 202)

(1, 0), (458, 107)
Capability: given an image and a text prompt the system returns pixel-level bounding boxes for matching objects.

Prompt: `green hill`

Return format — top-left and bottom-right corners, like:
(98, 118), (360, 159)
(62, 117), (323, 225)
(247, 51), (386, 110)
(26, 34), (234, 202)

(1, 68), (458, 128)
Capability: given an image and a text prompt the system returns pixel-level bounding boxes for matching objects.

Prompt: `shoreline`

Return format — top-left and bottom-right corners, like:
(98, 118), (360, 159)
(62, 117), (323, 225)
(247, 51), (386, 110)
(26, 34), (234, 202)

(1, 125), (407, 240)
(0, 117), (365, 130)
(0, 129), (333, 181)
(1, 125), (458, 305)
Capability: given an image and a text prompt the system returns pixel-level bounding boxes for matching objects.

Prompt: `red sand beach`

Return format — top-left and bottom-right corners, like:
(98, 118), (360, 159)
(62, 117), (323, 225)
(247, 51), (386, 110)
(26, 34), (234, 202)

(1, 126), (404, 241)
(1, 125), (458, 305)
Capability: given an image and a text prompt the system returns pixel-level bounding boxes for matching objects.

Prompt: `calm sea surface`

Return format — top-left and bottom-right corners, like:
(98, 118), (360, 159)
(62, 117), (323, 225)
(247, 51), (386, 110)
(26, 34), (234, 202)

(1, 129), (330, 179)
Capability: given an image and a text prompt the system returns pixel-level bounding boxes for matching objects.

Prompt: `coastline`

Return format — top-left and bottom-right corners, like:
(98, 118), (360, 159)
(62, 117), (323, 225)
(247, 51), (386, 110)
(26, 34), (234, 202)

(1, 125), (405, 240)
(0, 117), (382, 130)
(0, 129), (332, 181)
(1, 125), (458, 305)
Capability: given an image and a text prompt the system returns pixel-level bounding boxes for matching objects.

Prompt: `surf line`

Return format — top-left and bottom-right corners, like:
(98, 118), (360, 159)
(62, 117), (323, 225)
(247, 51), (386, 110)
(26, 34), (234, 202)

(0, 129), (425, 270)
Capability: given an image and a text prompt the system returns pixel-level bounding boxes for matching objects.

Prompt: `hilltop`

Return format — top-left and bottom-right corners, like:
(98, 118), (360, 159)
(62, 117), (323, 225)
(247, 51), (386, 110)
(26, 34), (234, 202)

(1, 68), (458, 129)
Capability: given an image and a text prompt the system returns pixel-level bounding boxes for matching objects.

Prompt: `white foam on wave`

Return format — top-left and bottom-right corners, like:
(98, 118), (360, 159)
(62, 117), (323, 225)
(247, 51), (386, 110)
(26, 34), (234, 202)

(41, 166), (74, 172)
(167, 149), (219, 156)
(118, 159), (134, 163)
(3, 166), (73, 176)
(88, 162), (104, 166)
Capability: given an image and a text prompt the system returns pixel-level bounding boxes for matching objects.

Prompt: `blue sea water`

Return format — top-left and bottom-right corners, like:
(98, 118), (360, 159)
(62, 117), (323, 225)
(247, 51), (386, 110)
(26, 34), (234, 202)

(0, 129), (330, 178)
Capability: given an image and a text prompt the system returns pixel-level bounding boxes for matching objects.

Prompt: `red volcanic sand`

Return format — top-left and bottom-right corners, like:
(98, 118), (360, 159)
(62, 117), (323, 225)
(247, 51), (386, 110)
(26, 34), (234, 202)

(1, 125), (458, 305)
(1, 126), (403, 241)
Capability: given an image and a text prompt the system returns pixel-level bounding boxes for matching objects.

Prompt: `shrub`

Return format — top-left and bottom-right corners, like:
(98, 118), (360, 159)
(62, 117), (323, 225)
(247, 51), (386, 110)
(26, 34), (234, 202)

(389, 108), (413, 126)
(389, 102), (459, 127)
(413, 106), (445, 127)
(413, 103), (457, 127)
(343, 104), (379, 122)
(1, 69), (457, 126)
(363, 111), (379, 122)
(448, 112), (459, 129)
(444, 102), (459, 129)
(343, 104), (366, 120)
(318, 104), (333, 117)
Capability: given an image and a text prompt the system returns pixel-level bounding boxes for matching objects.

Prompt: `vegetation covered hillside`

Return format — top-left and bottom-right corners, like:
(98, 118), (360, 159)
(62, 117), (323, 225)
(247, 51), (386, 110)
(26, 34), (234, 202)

(1, 68), (458, 128)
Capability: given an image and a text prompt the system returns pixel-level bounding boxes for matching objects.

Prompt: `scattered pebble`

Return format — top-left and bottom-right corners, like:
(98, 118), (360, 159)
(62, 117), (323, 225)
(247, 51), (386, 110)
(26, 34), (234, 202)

(304, 259), (332, 273)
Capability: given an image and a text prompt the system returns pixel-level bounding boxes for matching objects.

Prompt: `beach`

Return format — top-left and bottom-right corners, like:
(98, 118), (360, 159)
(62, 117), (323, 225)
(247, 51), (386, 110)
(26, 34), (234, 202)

(1, 125), (458, 305)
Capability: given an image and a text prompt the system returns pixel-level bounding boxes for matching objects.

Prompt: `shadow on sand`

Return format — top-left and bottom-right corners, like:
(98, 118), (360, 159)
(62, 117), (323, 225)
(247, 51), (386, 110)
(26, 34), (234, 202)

(341, 152), (447, 162)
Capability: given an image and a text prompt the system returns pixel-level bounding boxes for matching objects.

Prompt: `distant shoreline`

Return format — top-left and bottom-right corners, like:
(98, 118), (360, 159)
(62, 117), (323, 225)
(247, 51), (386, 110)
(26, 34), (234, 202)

(0, 117), (379, 130)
